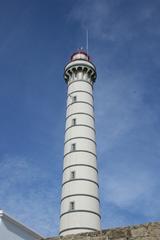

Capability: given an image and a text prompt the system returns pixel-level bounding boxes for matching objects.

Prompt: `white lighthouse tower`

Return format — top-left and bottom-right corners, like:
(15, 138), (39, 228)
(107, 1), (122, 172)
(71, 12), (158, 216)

(59, 50), (101, 236)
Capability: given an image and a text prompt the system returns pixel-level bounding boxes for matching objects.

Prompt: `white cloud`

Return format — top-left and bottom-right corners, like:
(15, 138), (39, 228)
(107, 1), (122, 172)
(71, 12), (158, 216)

(94, 70), (145, 152)
(70, 0), (110, 39)
(70, 0), (160, 42)
(0, 155), (59, 237)
(100, 160), (160, 221)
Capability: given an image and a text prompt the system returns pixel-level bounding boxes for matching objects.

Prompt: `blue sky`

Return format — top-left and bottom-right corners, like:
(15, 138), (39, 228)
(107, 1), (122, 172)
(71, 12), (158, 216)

(0, 0), (160, 237)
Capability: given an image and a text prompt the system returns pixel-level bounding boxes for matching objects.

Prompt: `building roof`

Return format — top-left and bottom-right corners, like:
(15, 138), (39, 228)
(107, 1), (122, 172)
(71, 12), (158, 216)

(0, 210), (43, 239)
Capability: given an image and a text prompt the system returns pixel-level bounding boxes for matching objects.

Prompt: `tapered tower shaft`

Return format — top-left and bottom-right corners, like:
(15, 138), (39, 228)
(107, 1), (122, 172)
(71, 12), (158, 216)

(59, 51), (101, 236)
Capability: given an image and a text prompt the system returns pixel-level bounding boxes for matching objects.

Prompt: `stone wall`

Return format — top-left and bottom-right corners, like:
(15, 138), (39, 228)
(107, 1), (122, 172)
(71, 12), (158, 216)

(43, 222), (160, 240)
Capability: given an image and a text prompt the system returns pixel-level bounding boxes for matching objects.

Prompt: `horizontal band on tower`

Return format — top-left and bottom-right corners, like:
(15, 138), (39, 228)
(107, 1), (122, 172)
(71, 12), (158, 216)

(68, 79), (93, 88)
(63, 164), (98, 173)
(64, 150), (97, 158)
(65, 62), (96, 73)
(66, 112), (95, 121)
(59, 227), (98, 235)
(68, 90), (94, 99)
(64, 137), (96, 146)
(60, 210), (101, 219)
(65, 124), (96, 133)
(62, 178), (99, 187)
(61, 194), (100, 203)
(67, 101), (94, 109)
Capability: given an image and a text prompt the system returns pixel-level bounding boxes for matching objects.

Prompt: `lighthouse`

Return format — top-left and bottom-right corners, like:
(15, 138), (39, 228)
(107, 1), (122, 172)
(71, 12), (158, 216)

(59, 50), (101, 236)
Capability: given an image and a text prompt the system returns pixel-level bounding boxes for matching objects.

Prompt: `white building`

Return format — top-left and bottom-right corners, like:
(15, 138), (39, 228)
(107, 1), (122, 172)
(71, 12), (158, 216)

(0, 210), (43, 240)
(59, 51), (101, 236)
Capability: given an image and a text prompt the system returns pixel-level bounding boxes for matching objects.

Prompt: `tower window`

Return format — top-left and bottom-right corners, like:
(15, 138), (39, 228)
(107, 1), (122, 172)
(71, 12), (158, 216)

(72, 118), (76, 126)
(71, 143), (76, 151)
(70, 171), (75, 179)
(69, 201), (75, 211)
(73, 96), (77, 102)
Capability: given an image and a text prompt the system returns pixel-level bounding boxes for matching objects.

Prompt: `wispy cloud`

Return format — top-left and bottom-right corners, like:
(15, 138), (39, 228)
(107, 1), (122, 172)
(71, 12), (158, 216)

(71, 0), (160, 41)
(95, 69), (160, 153)
(100, 160), (160, 228)
(0, 155), (59, 237)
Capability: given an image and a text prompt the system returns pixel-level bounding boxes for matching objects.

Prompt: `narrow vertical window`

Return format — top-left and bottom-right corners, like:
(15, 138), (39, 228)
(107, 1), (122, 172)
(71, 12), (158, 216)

(71, 143), (76, 151)
(70, 171), (75, 179)
(70, 201), (75, 211)
(72, 118), (76, 126)
(73, 96), (77, 103)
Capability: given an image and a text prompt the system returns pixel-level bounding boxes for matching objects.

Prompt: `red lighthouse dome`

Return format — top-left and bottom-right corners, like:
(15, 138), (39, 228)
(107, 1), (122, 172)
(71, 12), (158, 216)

(71, 50), (90, 61)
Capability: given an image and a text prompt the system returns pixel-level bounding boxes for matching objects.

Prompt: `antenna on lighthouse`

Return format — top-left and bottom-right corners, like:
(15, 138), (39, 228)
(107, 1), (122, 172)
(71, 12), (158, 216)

(86, 29), (89, 54)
